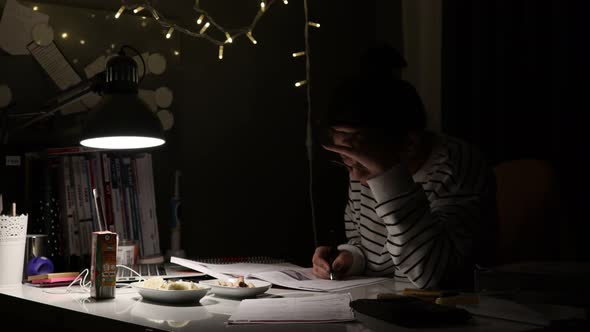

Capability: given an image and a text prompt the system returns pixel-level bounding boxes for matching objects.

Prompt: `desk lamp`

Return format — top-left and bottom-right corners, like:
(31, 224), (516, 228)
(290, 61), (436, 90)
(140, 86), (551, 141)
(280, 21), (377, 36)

(3, 45), (165, 149)
(80, 46), (165, 149)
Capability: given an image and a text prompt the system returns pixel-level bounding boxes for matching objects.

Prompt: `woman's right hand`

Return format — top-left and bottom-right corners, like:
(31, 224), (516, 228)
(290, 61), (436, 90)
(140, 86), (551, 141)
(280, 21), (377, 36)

(312, 246), (353, 279)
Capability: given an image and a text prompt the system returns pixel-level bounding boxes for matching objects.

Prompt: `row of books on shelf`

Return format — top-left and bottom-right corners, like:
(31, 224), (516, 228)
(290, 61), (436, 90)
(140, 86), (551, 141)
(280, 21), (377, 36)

(46, 146), (160, 258)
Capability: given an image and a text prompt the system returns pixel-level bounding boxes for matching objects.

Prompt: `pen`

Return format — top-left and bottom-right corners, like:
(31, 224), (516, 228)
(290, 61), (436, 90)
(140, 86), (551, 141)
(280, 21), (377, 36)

(328, 245), (338, 280)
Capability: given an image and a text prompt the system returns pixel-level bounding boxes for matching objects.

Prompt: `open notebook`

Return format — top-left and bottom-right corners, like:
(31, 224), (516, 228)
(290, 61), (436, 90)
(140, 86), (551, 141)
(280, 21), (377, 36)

(116, 262), (205, 282)
(116, 256), (286, 282)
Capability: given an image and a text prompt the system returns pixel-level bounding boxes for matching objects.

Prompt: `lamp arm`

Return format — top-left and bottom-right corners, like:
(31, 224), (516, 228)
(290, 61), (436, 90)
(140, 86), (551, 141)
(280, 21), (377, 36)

(3, 72), (106, 143)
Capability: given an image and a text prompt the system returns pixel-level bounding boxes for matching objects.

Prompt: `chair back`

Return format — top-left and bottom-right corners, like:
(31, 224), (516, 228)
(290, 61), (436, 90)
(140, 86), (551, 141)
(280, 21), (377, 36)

(493, 159), (560, 264)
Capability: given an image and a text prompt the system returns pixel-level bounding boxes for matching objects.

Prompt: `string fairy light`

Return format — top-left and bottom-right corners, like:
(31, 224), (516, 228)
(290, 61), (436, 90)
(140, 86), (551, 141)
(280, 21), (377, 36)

(246, 31), (258, 44)
(301, 0), (319, 248)
(109, 0), (282, 60)
(199, 22), (210, 34)
(292, 51), (305, 58)
(165, 27), (174, 39)
(224, 32), (233, 44)
(115, 5), (125, 19)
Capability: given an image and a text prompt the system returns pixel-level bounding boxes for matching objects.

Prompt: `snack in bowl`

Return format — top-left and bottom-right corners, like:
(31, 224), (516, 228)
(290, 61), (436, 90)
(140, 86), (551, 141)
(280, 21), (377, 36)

(216, 276), (255, 288)
(141, 277), (204, 291)
(199, 277), (272, 298)
(132, 277), (210, 304)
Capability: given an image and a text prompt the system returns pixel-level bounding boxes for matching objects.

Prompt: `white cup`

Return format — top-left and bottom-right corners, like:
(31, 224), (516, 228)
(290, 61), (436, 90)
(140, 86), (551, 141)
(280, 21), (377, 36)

(0, 215), (28, 287)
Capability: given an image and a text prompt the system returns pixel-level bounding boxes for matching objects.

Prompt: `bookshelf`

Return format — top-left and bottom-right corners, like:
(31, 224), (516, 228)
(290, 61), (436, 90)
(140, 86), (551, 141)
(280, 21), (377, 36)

(25, 146), (161, 270)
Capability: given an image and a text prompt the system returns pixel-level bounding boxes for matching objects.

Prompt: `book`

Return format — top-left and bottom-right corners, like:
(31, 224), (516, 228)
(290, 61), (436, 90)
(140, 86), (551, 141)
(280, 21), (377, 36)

(28, 272), (79, 282)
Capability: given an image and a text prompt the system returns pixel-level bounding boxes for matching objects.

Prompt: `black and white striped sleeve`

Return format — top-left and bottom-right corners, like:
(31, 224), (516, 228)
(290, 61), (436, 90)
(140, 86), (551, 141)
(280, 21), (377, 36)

(366, 147), (491, 289)
(338, 182), (367, 275)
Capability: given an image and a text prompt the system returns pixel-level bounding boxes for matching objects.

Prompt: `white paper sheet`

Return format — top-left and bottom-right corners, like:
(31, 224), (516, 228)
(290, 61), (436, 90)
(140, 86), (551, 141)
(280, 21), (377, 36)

(228, 293), (355, 324)
(171, 257), (389, 292)
(0, 0), (49, 55)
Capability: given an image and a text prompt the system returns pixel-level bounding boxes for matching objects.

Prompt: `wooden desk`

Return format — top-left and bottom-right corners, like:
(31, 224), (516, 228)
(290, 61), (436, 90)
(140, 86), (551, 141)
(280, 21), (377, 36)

(0, 279), (583, 332)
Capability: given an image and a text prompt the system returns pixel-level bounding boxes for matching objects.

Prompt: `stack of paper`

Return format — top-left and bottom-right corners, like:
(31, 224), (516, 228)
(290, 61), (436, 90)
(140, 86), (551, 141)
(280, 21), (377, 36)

(171, 257), (388, 292)
(228, 293), (356, 324)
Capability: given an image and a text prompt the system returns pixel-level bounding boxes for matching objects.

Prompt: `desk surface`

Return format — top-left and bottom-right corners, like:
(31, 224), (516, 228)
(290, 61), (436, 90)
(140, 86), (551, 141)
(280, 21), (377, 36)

(0, 279), (584, 332)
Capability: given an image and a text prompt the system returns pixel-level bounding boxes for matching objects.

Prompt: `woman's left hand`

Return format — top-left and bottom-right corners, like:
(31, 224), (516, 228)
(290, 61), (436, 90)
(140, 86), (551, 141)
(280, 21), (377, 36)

(323, 125), (401, 184)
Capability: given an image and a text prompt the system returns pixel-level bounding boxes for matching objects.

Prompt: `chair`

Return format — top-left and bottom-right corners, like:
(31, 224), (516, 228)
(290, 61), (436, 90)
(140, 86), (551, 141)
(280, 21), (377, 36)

(492, 159), (562, 264)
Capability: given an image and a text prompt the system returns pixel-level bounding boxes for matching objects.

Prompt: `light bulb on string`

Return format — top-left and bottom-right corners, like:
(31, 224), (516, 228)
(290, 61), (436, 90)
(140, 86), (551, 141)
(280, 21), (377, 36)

(225, 32), (233, 44)
(115, 6), (125, 19)
(260, 1), (266, 12)
(308, 22), (320, 28)
(133, 6), (144, 14)
(247, 31), (258, 45)
(295, 80), (307, 87)
(196, 14), (204, 25)
(283, 0), (289, 4)
(199, 22), (210, 34)
(218, 45), (224, 60)
(292, 51), (305, 58)
(166, 27), (174, 39)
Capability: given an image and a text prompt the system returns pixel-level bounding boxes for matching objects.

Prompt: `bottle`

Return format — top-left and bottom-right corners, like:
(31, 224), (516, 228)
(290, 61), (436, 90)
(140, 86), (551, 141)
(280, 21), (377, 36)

(166, 170), (185, 259)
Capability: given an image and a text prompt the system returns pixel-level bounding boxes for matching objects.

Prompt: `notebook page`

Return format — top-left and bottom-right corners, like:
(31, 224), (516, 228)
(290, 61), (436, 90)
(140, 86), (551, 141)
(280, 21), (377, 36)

(228, 293), (356, 324)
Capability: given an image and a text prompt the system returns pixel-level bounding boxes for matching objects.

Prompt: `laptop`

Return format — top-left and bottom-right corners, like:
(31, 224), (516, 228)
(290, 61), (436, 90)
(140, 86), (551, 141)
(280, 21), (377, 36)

(116, 262), (205, 282)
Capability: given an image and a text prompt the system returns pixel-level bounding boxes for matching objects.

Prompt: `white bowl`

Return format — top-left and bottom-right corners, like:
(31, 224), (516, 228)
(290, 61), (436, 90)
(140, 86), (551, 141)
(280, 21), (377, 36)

(199, 278), (271, 299)
(131, 281), (211, 304)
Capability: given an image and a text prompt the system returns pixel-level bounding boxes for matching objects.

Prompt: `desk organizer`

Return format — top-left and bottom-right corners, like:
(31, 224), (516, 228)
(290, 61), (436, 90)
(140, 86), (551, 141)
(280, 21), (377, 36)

(0, 215), (28, 287)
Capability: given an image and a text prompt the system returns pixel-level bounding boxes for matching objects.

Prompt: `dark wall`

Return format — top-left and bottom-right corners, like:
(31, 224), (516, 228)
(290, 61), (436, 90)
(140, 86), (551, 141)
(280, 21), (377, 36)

(178, 0), (403, 265)
(442, 0), (590, 260)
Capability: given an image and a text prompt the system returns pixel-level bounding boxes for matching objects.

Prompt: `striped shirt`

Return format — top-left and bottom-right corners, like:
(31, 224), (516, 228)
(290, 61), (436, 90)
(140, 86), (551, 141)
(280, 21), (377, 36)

(339, 133), (496, 289)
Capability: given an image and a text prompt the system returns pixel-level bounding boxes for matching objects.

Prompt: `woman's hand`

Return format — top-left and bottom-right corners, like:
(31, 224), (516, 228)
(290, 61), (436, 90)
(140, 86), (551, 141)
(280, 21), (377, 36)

(323, 126), (401, 184)
(312, 246), (353, 279)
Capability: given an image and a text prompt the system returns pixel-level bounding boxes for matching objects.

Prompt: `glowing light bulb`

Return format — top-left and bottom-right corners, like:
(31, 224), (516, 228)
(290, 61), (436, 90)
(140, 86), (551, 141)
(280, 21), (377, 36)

(218, 45), (224, 60)
(247, 31), (258, 45)
(80, 40), (86, 45)
(292, 51), (305, 58)
(295, 80), (307, 87)
(61, 32), (68, 39)
(225, 32), (233, 44)
(283, 0), (289, 4)
(166, 27), (174, 39)
(133, 6), (144, 14)
(308, 22), (321, 28)
(174, 50), (180, 56)
(197, 14), (204, 25)
(32, 6), (39, 11)
(199, 22), (210, 34)
(115, 6), (125, 19)
(260, 1), (266, 12)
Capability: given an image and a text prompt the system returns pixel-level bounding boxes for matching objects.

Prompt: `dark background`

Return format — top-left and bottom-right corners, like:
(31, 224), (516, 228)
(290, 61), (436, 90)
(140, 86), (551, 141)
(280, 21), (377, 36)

(1, 0), (588, 267)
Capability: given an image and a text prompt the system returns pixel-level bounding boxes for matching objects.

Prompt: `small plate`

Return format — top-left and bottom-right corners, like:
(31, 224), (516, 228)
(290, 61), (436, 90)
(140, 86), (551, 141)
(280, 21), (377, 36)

(131, 281), (211, 304)
(199, 279), (271, 298)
